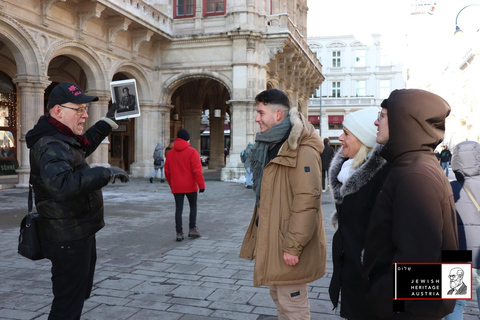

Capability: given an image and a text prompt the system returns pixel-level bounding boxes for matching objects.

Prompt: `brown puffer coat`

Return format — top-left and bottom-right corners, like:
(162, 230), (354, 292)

(363, 89), (458, 319)
(239, 108), (327, 287)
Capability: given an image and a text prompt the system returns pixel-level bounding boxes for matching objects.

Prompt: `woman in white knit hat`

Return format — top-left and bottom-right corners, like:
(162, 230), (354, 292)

(328, 107), (390, 319)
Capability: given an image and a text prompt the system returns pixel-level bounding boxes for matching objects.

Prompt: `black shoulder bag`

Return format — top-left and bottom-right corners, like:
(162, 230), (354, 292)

(18, 184), (44, 260)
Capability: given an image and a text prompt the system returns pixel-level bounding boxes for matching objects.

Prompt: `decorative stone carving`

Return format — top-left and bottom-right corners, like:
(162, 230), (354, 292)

(107, 17), (132, 51)
(131, 29), (153, 59)
(77, 3), (106, 39)
(41, 0), (66, 27)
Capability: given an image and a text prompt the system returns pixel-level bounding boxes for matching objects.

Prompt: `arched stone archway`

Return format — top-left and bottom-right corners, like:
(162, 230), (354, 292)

(109, 64), (162, 178)
(0, 18), (50, 186)
(165, 75), (232, 170)
(45, 42), (107, 90)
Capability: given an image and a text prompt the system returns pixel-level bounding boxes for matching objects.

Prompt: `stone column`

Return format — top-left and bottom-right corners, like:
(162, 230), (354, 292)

(208, 114), (225, 169)
(85, 90), (110, 167)
(159, 105), (171, 150)
(220, 100), (253, 180)
(246, 102), (256, 144)
(183, 108), (202, 152)
(14, 78), (50, 188)
(130, 103), (159, 178)
(152, 104), (172, 178)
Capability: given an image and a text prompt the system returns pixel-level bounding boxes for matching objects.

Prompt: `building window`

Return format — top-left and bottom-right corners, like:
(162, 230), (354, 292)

(174, 0), (195, 18)
(328, 115), (344, 130)
(331, 81), (341, 97)
(332, 51), (341, 68)
(204, 0), (225, 16)
(380, 79), (391, 98)
(355, 80), (366, 97)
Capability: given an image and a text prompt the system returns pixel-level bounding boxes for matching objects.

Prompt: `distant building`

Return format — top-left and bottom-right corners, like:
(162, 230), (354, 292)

(431, 36), (480, 147)
(307, 34), (405, 149)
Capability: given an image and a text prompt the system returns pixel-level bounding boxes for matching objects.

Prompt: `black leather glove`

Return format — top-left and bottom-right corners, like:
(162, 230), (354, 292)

(106, 102), (119, 121)
(109, 166), (130, 183)
(199, 189), (205, 193)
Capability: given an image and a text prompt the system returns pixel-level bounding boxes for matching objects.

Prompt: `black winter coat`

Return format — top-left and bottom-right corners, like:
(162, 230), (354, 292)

(328, 144), (388, 320)
(363, 89), (458, 319)
(321, 143), (334, 171)
(26, 116), (113, 242)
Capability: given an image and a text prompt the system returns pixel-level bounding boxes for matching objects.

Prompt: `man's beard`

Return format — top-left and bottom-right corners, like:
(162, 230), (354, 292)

(450, 278), (461, 289)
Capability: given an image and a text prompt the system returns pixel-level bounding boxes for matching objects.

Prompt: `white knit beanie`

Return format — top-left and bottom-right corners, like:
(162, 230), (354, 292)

(342, 107), (379, 148)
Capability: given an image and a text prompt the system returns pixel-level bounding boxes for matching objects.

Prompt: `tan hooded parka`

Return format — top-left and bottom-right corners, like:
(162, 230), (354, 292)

(239, 108), (327, 287)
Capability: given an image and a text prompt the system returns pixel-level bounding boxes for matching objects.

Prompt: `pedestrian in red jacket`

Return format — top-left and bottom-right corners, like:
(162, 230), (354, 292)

(165, 129), (206, 241)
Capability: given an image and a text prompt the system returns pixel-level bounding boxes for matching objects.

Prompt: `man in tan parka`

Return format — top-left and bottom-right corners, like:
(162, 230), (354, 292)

(239, 89), (327, 320)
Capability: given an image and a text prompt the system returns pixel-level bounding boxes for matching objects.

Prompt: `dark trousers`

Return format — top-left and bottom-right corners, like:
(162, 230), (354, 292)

(174, 192), (197, 233)
(322, 168), (328, 190)
(42, 234), (97, 320)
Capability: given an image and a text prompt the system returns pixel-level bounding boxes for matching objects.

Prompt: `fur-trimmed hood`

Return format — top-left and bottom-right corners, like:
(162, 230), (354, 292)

(329, 144), (386, 204)
(278, 107), (324, 156)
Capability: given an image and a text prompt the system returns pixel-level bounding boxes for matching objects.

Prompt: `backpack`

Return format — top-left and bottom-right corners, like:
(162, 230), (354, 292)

(240, 151), (246, 163)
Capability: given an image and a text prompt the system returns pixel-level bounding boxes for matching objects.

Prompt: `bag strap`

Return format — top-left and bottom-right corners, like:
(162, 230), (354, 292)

(463, 185), (480, 213)
(28, 184), (33, 213)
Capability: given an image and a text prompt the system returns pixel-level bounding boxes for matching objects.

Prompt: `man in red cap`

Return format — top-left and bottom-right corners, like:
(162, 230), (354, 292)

(26, 82), (130, 319)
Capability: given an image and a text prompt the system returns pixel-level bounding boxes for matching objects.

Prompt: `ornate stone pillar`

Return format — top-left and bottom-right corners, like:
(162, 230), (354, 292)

(246, 102), (257, 145)
(208, 114), (225, 169)
(85, 90), (110, 167)
(130, 103), (159, 178)
(14, 78), (51, 188)
(183, 108), (202, 152)
(220, 100), (254, 180)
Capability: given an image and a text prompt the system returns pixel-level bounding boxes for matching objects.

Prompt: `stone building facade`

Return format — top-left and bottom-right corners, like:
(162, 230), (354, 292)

(0, 0), (324, 186)
(307, 34), (405, 149)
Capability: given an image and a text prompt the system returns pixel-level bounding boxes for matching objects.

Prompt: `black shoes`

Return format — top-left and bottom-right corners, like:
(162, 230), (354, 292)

(149, 177), (153, 183)
(176, 232), (184, 242)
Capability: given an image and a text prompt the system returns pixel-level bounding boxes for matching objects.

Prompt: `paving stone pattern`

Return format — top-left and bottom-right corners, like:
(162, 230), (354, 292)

(0, 172), (478, 319)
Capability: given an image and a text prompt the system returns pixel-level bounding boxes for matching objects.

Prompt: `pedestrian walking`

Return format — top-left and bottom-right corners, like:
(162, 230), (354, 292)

(444, 141), (480, 320)
(240, 89), (327, 320)
(241, 142), (254, 188)
(440, 145), (453, 176)
(363, 89), (458, 319)
(328, 107), (389, 320)
(25, 82), (130, 319)
(165, 129), (205, 242)
(320, 137), (334, 192)
(150, 141), (165, 183)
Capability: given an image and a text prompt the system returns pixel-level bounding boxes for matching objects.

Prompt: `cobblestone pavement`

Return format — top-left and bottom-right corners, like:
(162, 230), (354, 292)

(0, 170), (478, 319)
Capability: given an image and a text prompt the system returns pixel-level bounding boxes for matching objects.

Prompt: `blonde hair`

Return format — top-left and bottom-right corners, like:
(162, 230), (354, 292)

(351, 144), (372, 169)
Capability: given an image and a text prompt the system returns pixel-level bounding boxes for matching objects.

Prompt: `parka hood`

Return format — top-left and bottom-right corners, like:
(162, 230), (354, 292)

(283, 107), (324, 155)
(452, 141), (480, 178)
(173, 137), (190, 151)
(382, 89), (450, 161)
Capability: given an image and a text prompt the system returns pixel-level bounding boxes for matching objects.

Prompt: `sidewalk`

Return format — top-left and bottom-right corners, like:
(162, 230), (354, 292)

(0, 175), (341, 320)
(0, 174), (478, 319)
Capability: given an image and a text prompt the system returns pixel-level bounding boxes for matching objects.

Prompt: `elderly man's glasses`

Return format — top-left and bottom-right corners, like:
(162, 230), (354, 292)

(60, 104), (89, 115)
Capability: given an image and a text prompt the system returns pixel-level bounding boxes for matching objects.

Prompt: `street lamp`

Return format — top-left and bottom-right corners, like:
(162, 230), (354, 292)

(454, 4), (480, 35)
